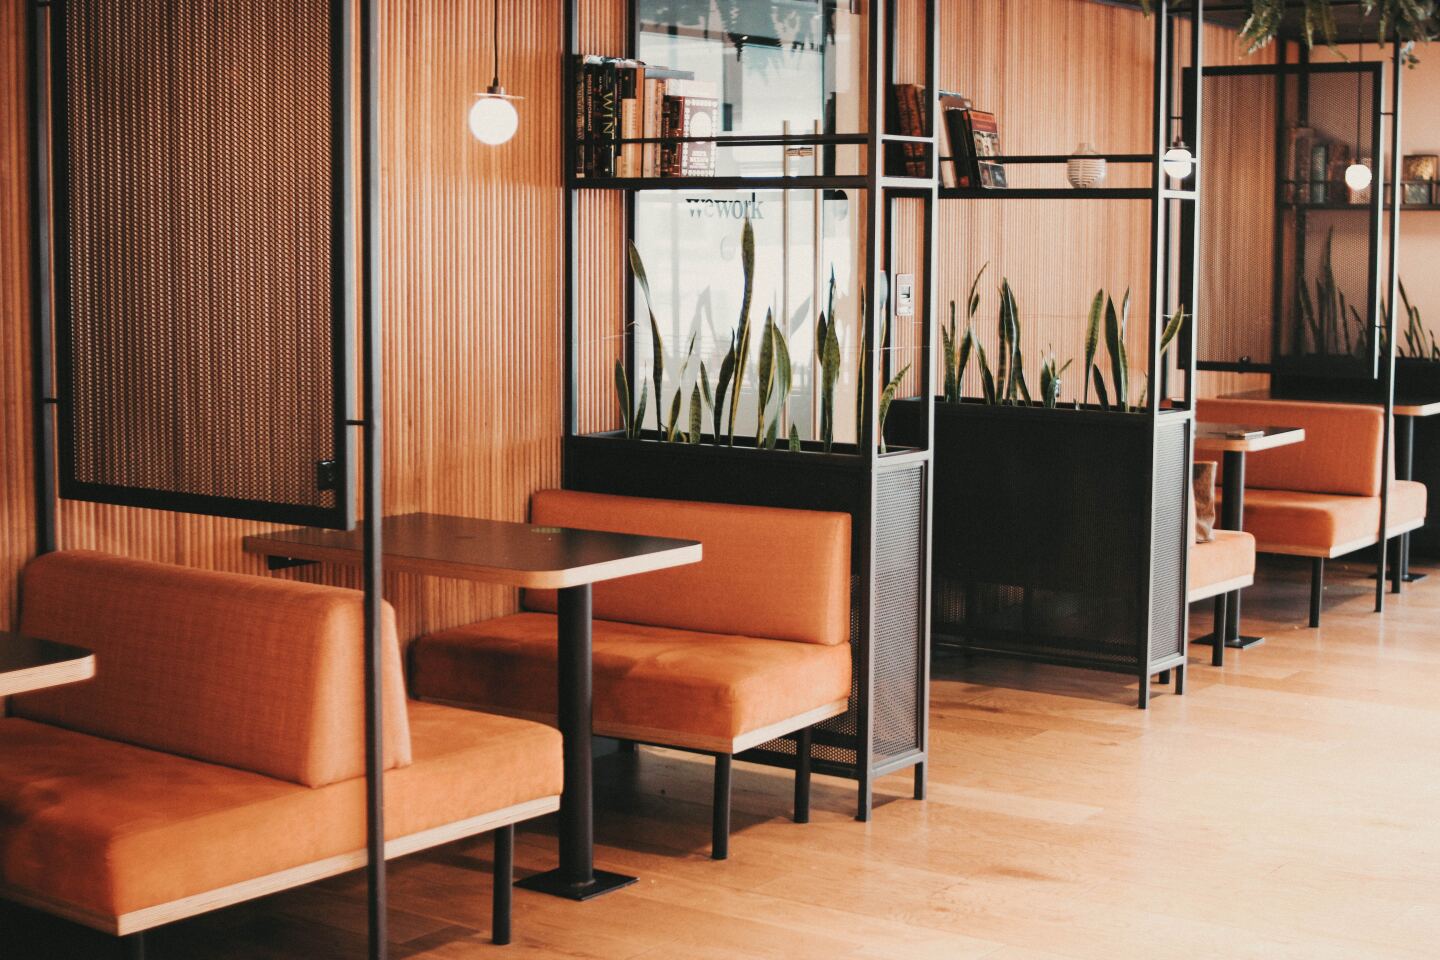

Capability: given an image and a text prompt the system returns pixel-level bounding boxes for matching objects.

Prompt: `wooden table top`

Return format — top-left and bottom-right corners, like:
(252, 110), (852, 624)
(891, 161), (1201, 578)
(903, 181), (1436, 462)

(1195, 423), (1306, 453)
(243, 512), (703, 589)
(0, 633), (95, 698)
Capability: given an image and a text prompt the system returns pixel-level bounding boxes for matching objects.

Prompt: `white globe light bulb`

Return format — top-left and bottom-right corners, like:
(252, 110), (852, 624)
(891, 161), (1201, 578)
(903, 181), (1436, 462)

(1162, 145), (1193, 181)
(1345, 162), (1373, 192)
(469, 95), (518, 145)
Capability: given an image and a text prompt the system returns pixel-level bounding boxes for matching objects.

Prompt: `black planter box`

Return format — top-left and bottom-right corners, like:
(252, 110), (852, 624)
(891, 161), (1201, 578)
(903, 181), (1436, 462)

(889, 399), (1191, 705)
(562, 432), (930, 815)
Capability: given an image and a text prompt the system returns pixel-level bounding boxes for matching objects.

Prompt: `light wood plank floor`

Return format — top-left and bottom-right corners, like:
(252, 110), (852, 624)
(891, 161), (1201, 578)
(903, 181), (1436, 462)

(8, 555), (1440, 959)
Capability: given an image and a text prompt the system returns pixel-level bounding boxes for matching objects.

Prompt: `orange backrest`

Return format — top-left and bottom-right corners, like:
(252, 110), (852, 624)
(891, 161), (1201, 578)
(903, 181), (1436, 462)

(1196, 398), (1386, 497)
(524, 490), (851, 646)
(15, 550), (411, 788)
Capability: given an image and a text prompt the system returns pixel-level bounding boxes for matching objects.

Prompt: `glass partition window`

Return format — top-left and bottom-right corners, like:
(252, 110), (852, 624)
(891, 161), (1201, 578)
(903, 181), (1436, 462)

(630, 188), (866, 446)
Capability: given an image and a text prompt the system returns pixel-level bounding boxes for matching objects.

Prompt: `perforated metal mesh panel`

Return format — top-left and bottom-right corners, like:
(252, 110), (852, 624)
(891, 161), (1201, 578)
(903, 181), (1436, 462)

(872, 464), (924, 761)
(1148, 421), (1188, 664)
(54, 0), (349, 526)
(1195, 65), (1380, 374)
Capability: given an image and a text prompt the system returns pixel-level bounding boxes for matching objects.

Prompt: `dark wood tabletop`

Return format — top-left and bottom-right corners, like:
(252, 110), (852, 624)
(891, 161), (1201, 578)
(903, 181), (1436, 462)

(242, 512), (703, 589)
(0, 632), (95, 698)
(1195, 423), (1306, 453)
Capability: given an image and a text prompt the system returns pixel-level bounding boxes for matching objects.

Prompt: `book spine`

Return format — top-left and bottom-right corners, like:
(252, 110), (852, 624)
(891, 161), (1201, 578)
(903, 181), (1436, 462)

(678, 97), (717, 176)
(641, 78), (661, 179)
(573, 57), (587, 179)
(1310, 143), (1328, 205)
(617, 66), (642, 178)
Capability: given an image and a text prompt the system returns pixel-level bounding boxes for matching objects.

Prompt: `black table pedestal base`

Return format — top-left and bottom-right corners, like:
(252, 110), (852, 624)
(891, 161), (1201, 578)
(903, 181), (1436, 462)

(517, 868), (637, 902)
(1371, 571), (1428, 583)
(1192, 632), (1266, 650)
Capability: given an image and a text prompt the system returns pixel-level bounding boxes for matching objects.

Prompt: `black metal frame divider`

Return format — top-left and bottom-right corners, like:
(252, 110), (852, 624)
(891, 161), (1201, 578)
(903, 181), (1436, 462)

(891, 0), (1203, 709)
(25, 2), (390, 958)
(1187, 11), (1410, 613)
(561, 0), (936, 821)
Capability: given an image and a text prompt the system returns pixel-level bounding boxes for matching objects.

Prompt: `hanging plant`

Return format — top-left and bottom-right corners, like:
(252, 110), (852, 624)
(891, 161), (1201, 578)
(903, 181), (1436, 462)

(1139, 0), (1436, 63)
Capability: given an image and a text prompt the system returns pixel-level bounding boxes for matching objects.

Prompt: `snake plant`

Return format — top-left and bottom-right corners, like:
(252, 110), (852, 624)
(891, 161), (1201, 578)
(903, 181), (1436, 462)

(755, 307), (793, 448)
(878, 363), (911, 455)
(817, 269), (842, 451)
(1039, 349), (1072, 409)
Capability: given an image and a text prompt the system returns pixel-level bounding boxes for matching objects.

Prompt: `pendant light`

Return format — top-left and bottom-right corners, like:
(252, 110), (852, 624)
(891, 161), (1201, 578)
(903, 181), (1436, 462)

(468, 0), (521, 145)
(1345, 43), (1373, 193)
(1162, 139), (1194, 181)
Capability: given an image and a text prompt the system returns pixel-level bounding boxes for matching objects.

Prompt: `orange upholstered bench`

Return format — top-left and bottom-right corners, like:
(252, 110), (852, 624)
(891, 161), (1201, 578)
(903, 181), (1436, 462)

(1197, 398), (1427, 626)
(410, 490), (852, 860)
(1189, 529), (1256, 667)
(0, 551), (561, 952)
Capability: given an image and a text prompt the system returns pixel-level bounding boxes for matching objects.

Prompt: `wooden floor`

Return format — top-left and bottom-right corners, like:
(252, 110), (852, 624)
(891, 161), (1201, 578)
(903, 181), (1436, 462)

(10, 555), (1440, 959)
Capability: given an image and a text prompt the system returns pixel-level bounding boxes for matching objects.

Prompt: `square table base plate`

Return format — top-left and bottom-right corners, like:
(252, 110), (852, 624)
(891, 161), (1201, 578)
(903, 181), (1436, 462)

(1191, 633), (1266, 650)
(517, 868), (637, 901)
(1370, 572), (1429, 583)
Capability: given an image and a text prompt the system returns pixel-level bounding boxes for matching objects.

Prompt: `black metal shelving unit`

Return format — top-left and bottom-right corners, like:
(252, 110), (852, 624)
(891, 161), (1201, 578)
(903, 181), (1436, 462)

(890, 0), (1203, 709)
(561, 0), (937, 820)
(1185, 11), (1413, 609)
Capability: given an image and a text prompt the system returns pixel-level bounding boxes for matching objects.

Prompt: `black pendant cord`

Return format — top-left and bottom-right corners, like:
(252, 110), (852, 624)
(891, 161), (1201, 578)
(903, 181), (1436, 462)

(491, 0), (501, 89)
(1355, 43), (1364, 161)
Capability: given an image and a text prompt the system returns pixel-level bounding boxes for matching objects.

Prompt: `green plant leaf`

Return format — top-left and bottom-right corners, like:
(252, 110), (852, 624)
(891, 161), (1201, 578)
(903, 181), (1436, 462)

(977, 341), (996, 405)
(942, 300), (957, 403)
(789, 423), (801, 452)
(727, 218), (756, 445)
(1083, 289), (1103, 405)
(714, 338), (735, 445)
(957, 324), (974, 403)
(1159, 304), (1186, 357)
(967, 263), (987, 321)
(636, 379), (649, 435)
(1092, 365), (1109, 412)
(1105, 296), (1129, 414)
(878, 363), (911, 455)
(756, 308), (777, 441)
(665, 389), (683, 442)
(628, 241), (666, 433)
(614, 360), (634, 439)
(688, 383), (703, 444)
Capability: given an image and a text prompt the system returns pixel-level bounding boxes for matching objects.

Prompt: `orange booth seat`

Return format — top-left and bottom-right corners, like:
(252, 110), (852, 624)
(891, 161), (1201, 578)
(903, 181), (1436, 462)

(0, 551), (561, 948)
(409, 490), (853, 860)
(1188, 528), (1256, 667)
(1196, 398), (1427, 626)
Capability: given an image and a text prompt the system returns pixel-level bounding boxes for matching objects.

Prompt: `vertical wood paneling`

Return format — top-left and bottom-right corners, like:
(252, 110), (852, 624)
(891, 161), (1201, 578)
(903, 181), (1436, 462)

(0, 0), (581, 643)
(0, 0), (34, 631)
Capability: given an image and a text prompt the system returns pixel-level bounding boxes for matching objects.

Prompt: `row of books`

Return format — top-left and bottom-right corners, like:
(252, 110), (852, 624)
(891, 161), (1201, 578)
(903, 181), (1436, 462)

(1285, 127), (1363, 204)
(573, 55), (717, 179)
(891, 85), (1006, 188)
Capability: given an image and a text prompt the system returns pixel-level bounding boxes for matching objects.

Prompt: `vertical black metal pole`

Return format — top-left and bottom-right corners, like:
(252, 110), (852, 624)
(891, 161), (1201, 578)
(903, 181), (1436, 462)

(27, 0), (57, 556)
(561, 0), (579, 443)
(557, 584), (595, 887)
(1376, 42), (1401, 613)
(358, 0), (386, 956)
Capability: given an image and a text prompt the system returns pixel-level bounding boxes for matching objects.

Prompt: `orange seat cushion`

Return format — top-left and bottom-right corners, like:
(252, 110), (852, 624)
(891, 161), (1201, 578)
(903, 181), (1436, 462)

(1197, 398), (1386, 496)
(524, 490), (851, 646)
(0, 701), (561, 925)
(1188, 530), (1255, 599)
(1224, 480), (1427, 556)
(14, 551), (411, 788)
(410, 612), (853, 750)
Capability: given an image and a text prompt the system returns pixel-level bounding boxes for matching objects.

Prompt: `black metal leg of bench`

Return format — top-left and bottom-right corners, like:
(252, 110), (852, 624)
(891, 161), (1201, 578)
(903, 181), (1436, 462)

(913, 761), (927, 801)
(1174, 661), (1187, 696)
(712, 754), (731, 860)
(1211, 593), (1227, 667)
(1157, 669), (1171, 685)
(793, 727), (812, 824)
(493, 825), (513, 945)
(123, 933), (146, 960)
(1310, 557), (1325, 628)
(1137, 670), (1150, 710)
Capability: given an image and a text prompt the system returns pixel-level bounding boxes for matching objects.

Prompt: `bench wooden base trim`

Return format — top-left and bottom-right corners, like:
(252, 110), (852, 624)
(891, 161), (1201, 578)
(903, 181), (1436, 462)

(1, 795), (560, 936)
(1258, 519), (1426, 560)
(1188, 573), (1254, 604)
(424, 697), (851, 756)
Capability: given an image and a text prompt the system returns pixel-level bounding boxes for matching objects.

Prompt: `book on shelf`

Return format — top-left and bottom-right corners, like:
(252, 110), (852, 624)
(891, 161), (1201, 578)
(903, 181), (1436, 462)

(968, 109), (1007, 188)
(573, 54), (697, 179)
(937, 91), (974, 188)
(891, 83), (928, 177)
(1286, 125), (1313, 203)
(662, 78), (719, 177)
(1309, 141), (1329, 205)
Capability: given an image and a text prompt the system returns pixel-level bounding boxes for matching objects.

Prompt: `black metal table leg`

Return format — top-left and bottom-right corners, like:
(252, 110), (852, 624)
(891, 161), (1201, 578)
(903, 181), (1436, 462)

(1375, 415), (1427, 587)
(517, 584), (637, 901)
(1219, 449), (1264, 650)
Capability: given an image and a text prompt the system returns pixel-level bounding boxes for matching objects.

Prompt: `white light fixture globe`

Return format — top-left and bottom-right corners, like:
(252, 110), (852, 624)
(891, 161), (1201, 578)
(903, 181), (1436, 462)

(1162, 143), (1194, 181)
(1345, 161), (1373, 193)
(469, 90), (519, 145)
